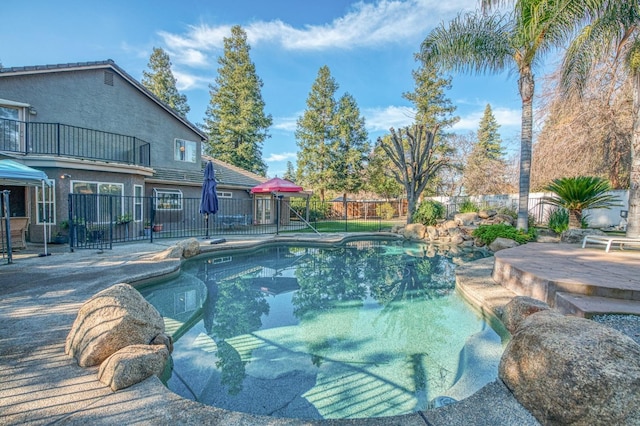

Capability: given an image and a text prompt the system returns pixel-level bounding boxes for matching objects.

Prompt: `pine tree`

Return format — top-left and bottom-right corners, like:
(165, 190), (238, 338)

(295, 66), (339, 202)
(463, 104), (509, 195)
(283, 161), (296, 182)
(402, 62), (458, 129)
(328, 93), (370, 198)
(476, 104), (503, 160)
(204, 25), (272, 176)
(142, 47), (190, 118)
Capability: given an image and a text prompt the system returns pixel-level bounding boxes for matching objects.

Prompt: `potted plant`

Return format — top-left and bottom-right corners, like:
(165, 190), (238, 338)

(115, 213), (132, 225)
(53, 220), (69, 244)
(152, 223), (163, 232)
(142, 220), (152, 237)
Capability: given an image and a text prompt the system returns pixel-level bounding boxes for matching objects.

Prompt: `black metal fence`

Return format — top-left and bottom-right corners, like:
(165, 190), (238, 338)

(0, 118), (151, 166)
(66, 195), (408, 250)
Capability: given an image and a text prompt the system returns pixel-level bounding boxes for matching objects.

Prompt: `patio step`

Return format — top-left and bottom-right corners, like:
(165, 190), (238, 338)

(555, 292), (640, 318)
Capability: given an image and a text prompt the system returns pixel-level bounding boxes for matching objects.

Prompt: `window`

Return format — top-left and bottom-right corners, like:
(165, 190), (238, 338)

(174, 139), (197, 163)
(134, 185), (143, 222)
(36, 180), (55, 225)
(154, 188), (183, 210)
(0, 105), (22, 152)
(71, 181), (124, 223)
(216, 191), (232, 198)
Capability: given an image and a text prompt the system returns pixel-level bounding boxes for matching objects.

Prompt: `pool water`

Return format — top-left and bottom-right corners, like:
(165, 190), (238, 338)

(139, 240), (506, 420)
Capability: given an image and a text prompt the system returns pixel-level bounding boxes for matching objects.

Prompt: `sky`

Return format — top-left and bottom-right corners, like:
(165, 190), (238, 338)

(2, 0), (527, 178)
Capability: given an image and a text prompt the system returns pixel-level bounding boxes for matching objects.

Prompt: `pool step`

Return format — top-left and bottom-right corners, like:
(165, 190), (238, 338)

(555, 292), (640, 318)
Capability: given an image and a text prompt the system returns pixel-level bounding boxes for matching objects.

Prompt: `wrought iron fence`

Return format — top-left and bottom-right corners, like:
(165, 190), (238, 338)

(67, 195), (407, 249)
(0, 118), (150, 166)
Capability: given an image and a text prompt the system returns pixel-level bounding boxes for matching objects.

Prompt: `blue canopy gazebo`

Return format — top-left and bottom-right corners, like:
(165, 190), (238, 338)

(0, 159), (51, 263)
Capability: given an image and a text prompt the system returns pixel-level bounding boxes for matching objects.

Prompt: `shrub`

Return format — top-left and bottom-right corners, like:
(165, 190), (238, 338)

(472, 223), (537, 245)
(376, 202), (395, 220)
(548, 208), (569, 234)
(458, 200), (479, 213)
(547, 208), (590, 233)
(413, 200), (445, 226)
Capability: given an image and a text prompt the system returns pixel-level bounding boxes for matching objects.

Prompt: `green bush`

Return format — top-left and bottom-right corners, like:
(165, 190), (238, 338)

(376, 202), (395, 220)
(413, 200), (445, 226)
(459, 200), (479, 213)
(547, 208), (589, 233)
(547, 208), (569, 234)
(472, 224), (537, 245)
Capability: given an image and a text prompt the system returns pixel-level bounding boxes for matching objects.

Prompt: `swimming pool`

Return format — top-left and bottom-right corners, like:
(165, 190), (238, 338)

(139, 239), (506, 419)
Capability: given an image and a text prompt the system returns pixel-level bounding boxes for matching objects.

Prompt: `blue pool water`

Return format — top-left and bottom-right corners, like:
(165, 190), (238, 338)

(139, 240), (506, 419)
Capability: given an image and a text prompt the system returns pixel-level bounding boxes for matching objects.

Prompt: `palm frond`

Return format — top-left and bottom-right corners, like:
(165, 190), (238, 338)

(420, 11), (515, 75)
(542, 176), (622, 210)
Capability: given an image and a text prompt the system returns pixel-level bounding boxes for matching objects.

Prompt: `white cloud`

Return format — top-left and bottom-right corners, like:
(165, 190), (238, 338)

(273, 115), (300, 132)
(265, 152), (297, 162)
(453, 106), (521, 131)
(172, 70), (210, 91)
(364, 105), (416, 132)
(157, 0), (474, 67)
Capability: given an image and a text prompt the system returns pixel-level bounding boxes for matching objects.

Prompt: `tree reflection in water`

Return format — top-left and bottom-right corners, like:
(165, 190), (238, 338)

(157, 240), (495, 419)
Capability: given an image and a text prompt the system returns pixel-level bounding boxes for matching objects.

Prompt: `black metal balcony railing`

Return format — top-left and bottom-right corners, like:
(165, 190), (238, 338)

(0, 118), (151, 167)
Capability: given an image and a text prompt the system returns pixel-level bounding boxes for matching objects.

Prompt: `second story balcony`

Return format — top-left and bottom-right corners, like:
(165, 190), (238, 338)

(0, 118), (151, 167)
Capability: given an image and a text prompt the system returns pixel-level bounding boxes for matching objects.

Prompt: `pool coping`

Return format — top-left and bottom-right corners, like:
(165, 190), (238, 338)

(0, 233), (539, 425)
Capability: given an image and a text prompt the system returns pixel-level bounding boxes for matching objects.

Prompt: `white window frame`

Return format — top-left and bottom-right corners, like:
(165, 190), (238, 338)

(216, 191), (232, 198)
(174, 138), (197, 163)
(70, 180), (124, 223)
(154, 188), (183, 210)
(134, 185), (143, 222)
(36, 179), (55, 225)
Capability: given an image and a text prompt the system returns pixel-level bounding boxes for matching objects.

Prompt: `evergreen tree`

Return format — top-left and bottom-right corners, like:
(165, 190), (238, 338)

(283, 161), (296, 182)
(463, 104), (508, 195)
(328, 93), (370, 198)
(295, 66), (339, 202)
(142, 47), (190, 117)
(476, 104), (503, 160)
(402, 62), (458, 129)
(204, 25), (272, 176)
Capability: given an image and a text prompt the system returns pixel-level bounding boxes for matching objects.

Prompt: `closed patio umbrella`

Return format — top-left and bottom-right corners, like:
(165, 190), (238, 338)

(199, 161), (219, 239)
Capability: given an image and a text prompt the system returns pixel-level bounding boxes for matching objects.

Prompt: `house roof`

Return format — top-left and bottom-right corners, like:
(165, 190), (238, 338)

(0, 59), (206, 141)
(150, 156), (267, 189)
(206, 156), (268, 188)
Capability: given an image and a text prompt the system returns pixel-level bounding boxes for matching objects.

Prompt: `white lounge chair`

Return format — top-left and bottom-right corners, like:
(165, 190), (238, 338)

(581, 234), (640, 253)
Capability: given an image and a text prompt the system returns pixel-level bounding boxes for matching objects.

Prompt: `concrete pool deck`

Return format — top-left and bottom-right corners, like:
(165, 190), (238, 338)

(1, 234), (635, 425)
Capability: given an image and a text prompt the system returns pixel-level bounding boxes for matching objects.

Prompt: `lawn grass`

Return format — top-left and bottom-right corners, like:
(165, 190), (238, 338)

(285, 220), (399, 233)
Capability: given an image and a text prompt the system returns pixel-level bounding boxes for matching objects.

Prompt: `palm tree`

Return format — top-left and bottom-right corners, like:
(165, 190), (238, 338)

(559, 1), (639, 237)
(420, 1), (591, 231)
(542, 177), (621, 229)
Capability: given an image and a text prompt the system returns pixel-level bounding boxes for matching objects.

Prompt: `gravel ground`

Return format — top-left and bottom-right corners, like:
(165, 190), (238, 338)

(592, 314), (640, 345)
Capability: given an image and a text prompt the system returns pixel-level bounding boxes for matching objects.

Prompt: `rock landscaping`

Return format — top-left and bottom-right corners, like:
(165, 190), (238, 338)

(66, 283), (172, 390)
(393, 210), (516, 250)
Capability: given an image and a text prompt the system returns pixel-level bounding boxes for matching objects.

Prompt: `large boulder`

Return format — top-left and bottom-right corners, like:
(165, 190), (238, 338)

(403, 223), (426, 240)
(488, 237), (519, 252)
(177, 238), (200, 258)
(500, 311), (640, 425)
(98, 344), (169, 391)
(501, 296), (552, 334)
(454, 212), (478, 226)
(560, 228), (605, 244)
(65, 283), (165, 367)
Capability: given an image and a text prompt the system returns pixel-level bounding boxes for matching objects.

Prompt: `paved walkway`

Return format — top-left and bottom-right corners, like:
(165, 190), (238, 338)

(5, 235), (634, 425)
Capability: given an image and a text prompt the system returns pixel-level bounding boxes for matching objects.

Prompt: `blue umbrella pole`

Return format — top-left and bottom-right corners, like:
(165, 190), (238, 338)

(205, 214), (210, 239)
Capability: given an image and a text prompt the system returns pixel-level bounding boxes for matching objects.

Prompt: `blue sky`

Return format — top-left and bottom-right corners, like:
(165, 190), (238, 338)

(2, 0), (525, 177)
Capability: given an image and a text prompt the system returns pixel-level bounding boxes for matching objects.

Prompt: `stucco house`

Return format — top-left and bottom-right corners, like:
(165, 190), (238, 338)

(0, 60), (266, 244)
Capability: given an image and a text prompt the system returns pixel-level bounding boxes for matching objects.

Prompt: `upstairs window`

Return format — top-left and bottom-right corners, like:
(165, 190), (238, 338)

(175, 139), (197, 163)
